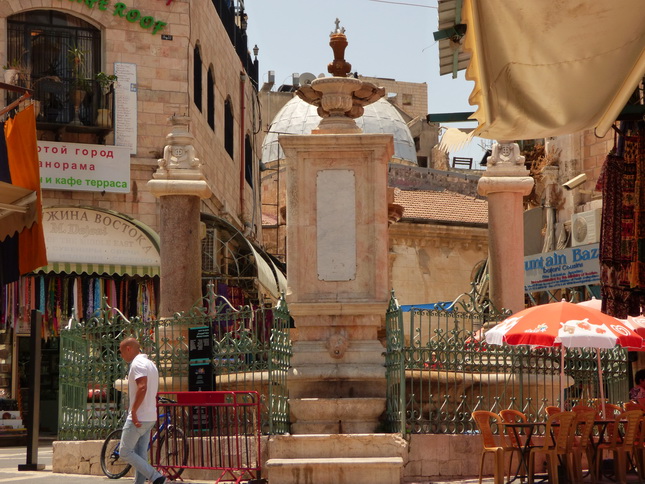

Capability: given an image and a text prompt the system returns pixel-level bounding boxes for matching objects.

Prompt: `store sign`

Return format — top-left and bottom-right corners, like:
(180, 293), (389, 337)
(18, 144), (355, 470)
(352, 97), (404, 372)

(42, 207), (160, 266)
(524, 243), (600, 293)
(38, 141), (131, 193)
(67, 0), (169, 35)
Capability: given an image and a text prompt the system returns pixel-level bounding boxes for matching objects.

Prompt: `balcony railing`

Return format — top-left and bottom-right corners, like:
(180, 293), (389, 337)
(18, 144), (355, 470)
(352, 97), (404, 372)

(6, 76), (114, 136)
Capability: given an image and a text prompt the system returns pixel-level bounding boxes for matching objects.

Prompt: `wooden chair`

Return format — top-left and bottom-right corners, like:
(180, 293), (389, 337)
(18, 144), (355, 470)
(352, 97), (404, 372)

(594, 409), (642, 484)
(499, 409), (530, 483)
(570, 410), (596, 484)
(472, 410), (509, 484)
(545, 406), (561, 416)
(528, 411), (577, 484)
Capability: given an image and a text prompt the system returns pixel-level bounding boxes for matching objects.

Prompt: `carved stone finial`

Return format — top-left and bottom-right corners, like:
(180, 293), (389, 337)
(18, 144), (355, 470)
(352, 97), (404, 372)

(155, 115), (202, 178)
(483, 140), (529, 176)
(328, 19), (351, 77)
(294, 20), (385, 133)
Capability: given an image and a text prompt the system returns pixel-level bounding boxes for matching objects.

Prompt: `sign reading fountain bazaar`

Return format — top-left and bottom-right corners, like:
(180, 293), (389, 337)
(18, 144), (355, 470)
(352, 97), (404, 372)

(524, 243), (600, 293)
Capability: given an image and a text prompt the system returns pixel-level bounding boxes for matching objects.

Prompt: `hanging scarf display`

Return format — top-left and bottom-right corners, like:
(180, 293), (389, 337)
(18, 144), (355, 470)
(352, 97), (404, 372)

(0, 273), (159, 337)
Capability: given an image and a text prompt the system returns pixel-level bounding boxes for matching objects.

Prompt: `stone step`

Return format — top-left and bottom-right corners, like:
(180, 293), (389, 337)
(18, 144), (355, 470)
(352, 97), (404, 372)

(268, 433), (407, 459)
(289, 398), (386, 434)
(265, 456), (403, 484)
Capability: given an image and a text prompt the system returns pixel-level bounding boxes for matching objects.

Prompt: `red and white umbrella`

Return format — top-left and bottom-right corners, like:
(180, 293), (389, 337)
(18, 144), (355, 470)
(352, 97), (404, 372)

(485, 301), (642, 414)
(624, 315), (645, 339)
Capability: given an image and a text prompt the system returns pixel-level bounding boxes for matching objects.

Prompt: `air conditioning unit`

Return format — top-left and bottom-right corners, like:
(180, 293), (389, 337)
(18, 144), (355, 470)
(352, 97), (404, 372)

(571, 208), (601, 247)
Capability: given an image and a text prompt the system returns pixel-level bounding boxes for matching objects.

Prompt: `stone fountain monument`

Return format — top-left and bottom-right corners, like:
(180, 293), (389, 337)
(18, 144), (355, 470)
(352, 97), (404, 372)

(264, 20), (407, 484)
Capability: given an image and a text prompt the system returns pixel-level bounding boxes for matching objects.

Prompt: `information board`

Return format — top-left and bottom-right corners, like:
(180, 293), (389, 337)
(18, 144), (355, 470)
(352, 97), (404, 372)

(188, 326), (212, 361)
(114, 62), (138, 155)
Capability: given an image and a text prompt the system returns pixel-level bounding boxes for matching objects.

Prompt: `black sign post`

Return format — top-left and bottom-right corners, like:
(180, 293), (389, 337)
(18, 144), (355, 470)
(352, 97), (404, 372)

(18, 310), (45, 471)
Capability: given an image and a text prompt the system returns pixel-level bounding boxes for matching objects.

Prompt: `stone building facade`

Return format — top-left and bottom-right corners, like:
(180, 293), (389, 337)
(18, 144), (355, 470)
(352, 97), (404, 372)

(0, 0), (265, 429)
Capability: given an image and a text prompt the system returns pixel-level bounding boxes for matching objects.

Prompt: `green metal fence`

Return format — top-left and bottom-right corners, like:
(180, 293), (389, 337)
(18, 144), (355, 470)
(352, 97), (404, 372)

(385, 289), (629, 434)
(59, 284), (291, 440)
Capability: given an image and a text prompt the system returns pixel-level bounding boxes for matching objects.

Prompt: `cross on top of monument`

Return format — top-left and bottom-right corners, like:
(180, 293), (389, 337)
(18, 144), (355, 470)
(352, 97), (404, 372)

(332, 18), (345, 35)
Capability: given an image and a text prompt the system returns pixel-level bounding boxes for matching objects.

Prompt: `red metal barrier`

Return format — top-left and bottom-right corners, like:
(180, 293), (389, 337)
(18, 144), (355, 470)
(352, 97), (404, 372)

(152, 391), (262, 483)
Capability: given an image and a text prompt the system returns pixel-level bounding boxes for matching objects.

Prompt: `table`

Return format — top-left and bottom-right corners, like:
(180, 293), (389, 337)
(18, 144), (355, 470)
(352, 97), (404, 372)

(501, 421), (544, 483)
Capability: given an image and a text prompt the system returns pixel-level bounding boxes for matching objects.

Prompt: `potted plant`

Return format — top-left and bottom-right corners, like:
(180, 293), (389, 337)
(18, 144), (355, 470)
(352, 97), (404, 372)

(95, 72), (117, 127)
(67, 46), (91, 125)
(3, 58), (25, 85)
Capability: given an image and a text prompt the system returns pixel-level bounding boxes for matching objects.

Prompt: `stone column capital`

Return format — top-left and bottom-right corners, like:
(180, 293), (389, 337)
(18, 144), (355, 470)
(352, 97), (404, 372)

(147, 178), (211, 199)
(477, 176), (534, 197)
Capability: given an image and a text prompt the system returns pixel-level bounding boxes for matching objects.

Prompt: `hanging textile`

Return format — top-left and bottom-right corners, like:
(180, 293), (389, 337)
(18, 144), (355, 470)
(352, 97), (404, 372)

(4, 105), (47, 275)
(600, 125), (645, 318)
(628, 132), (645, 288)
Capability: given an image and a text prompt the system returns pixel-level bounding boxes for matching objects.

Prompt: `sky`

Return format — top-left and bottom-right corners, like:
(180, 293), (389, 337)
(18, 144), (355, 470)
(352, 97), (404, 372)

(244, 0), (488, 166)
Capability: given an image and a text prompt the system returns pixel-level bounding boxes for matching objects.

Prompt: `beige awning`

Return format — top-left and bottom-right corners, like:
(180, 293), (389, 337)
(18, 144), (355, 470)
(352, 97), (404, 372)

(0, 181), (37, 241)
(459, 0), (645, 140)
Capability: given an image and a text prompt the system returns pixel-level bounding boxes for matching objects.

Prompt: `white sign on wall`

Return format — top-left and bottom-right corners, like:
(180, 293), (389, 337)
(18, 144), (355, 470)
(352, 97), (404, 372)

(42, 207), (160, 266)
(114, 62), (138, 155)
(316, 169), (357, 281)
(524, 243), (600, 293)
(38, 141), (131, 193)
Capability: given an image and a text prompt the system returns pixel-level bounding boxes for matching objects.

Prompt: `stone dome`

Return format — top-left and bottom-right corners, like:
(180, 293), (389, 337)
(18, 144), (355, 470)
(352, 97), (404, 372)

(262, 97), (417, 165)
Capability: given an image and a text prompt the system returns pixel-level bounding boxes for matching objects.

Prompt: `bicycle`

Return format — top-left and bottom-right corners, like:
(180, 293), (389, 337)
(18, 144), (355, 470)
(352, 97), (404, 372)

(100, 397), (189, 480)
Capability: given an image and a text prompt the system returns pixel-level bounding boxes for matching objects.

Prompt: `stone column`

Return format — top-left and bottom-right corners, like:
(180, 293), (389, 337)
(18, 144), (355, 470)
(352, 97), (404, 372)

(148, 115), (211, 317)
(477, 141), (534, 314)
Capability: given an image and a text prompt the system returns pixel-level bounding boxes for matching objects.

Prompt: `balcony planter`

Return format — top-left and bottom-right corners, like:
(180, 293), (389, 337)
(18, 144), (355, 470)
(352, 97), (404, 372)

(4, 68), (19, 85)
(96, 108), (111, 127)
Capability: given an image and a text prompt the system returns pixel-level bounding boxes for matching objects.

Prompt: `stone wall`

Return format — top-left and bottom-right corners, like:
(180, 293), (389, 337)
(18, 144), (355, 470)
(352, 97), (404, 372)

(389, 223), (488, 306)
(53, 433), (536, 481)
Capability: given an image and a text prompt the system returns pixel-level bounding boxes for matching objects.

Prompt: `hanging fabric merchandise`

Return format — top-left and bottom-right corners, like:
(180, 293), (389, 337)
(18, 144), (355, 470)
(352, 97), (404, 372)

(628, 127), (645, 289)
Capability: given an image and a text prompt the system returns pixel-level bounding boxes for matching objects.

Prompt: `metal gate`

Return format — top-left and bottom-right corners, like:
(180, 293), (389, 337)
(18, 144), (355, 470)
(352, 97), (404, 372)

(59, 283), (291, 440)
(384, 288), (629, 434)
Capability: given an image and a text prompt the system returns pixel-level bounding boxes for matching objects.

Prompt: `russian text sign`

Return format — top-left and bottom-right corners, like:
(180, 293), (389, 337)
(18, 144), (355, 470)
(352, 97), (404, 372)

(38, 141), (131, 193)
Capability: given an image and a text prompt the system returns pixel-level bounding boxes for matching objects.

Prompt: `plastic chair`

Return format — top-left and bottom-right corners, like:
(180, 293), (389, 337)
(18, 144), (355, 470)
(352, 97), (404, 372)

(625, 401), (645, 412)
(528, 411), (577, 484)
(545, 406), (561, 416)
(499, 410), (530, 483)
(570, 410), (596, 484)
(594, 409), (642, 484)
(596, 402), (624, 419)
(472, 411), (511, 484)
(634, 416), (645, 480)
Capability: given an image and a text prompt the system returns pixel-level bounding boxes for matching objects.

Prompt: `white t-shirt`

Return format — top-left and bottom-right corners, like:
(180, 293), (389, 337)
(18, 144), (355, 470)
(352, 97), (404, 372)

(127, 353), (159, 422)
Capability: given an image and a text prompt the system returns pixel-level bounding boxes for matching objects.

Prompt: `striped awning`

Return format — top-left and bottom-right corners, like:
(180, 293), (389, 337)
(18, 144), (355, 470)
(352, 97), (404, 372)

(34, 261), (160, 277)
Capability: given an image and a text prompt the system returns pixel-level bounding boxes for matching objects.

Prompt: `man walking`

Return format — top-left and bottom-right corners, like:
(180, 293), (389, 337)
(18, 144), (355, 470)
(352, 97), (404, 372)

(119, 337), (166, 484)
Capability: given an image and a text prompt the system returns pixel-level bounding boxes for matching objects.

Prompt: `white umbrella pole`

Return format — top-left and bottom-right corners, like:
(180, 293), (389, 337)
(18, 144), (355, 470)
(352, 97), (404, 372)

(597, 350), (606, 419)
(560, 349), (565, 411)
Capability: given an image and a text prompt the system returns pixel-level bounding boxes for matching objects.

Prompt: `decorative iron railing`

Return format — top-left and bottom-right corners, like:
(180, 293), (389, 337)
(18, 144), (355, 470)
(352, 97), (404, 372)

(385, 289), (629, 434)
(59, 284), (291, 440)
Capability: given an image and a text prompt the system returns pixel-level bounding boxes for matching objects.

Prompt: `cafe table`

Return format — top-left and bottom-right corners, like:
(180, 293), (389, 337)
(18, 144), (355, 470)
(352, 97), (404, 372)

(501, 421), (545, 483)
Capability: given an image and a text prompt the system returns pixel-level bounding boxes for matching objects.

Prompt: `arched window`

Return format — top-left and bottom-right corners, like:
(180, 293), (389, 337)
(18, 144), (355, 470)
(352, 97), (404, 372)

(207, 67), (215, 130)
(224, 97), (234, 159)
(193, 45), (202, 112)
(6, 10), (100, 125)
(244, 135), (253, 187)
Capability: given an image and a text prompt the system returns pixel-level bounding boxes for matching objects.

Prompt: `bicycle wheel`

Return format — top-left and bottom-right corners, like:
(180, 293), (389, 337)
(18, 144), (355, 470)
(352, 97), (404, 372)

(155, 425), (189, 480)
(100, 428), (132, 479)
